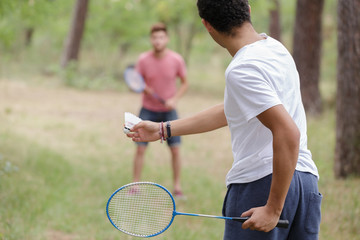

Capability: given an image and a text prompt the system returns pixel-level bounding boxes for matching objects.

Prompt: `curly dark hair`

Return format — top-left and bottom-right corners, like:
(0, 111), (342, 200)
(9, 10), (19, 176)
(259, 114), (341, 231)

(197, 0), (251, 35)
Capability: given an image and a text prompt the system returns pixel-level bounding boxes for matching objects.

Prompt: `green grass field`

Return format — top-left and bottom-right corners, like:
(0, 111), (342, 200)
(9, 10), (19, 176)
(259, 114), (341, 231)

(2, 0), (358, 239)
(0, 78), (359, 240)
(0, 2), (358, 235)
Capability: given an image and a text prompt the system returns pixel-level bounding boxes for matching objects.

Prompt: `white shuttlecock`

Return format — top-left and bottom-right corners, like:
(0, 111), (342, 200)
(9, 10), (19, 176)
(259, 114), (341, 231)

(124, 112), (142, 134)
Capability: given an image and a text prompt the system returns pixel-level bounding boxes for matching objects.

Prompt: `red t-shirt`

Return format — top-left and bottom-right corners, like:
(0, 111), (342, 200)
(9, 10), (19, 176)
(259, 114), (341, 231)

(136, 50), (187, 112)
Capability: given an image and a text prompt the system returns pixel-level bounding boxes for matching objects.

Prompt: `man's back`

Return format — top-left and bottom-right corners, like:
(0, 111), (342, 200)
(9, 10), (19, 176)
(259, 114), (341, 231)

(224, 34), (318, 185)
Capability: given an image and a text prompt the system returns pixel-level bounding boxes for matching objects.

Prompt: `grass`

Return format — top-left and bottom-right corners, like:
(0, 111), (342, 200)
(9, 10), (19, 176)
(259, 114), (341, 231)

(0, 80), (230, 240)
(307, 108), (360, 239)
(0, 77), (359, 240)
(1, 1), (359, 237)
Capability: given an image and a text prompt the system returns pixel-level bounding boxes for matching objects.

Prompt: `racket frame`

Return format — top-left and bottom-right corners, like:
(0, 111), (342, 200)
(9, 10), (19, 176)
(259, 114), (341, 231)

(123, 65), (166, 104)
(106, 182), (289, 237)
(123, 65), (146, 93)
(106, 182), (177, 237)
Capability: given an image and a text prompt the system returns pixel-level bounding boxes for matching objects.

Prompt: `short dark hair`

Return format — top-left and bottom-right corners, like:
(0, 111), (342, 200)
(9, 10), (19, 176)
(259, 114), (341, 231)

(150, 22), (167, 35)
(197, 0), (251, 35)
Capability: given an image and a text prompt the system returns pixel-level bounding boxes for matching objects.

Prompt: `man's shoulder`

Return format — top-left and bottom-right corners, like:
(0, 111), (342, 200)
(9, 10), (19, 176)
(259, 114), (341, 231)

(138, 51), (153, 60)
(166, 49), (184, 61)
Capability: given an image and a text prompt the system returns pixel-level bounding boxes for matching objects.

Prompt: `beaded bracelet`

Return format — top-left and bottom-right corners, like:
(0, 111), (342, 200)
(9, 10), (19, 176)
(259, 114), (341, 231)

(159, 122), (166, 143)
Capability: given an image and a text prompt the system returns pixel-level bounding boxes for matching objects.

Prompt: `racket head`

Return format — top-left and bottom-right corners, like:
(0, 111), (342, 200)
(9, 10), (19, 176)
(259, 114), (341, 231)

(106, 182), (176, 238)
(123, 65), (146, 93)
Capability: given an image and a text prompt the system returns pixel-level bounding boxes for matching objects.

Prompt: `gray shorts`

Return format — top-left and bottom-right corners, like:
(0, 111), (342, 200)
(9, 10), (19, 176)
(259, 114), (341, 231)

(136, 107), (181, 147)
(222, 171), (322, 240)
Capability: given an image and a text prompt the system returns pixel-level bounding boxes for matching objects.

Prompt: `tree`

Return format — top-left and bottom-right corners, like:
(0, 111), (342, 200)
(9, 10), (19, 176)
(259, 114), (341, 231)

(292, 0), (324, 116)
(61, 0), (89, 68)
(0, 0), (54, 49)
(88, 0), (155, 62)
(334, 0), (360, 178)
(153, 0), (203, 64)
(269, 0), (281, 41)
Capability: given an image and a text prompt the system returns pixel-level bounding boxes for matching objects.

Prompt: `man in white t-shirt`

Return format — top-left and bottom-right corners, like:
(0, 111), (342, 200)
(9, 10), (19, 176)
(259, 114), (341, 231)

(127, 0), (322, 239)
(224, 33), (318, 185)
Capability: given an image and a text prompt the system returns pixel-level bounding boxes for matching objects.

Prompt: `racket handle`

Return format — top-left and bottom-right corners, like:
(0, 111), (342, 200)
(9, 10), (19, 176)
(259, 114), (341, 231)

(232, 217), (289, 229)
(275, 220), (289, 228)
(152, 93), (166, 104)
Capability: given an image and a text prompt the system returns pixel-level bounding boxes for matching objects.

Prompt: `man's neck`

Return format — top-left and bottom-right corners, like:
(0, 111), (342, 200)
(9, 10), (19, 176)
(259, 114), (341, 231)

(224, 23), (266, 57)
(153, 48), (168, 58)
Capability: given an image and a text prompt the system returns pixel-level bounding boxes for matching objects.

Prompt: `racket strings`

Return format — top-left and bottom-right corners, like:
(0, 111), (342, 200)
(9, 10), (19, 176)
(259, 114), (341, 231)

(124, 68), (145, 93)
(108, 183), (174, 237)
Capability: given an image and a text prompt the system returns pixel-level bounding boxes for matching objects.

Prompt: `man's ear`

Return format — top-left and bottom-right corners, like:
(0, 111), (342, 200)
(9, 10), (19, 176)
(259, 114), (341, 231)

(201, 19), (213, 33)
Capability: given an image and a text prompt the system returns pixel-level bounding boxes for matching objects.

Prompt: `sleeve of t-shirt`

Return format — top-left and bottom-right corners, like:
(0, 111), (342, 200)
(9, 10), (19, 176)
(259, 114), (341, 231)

(226, 64), (282, 122)
(135, 54), (145, 76)
(176, 56), (187, 79)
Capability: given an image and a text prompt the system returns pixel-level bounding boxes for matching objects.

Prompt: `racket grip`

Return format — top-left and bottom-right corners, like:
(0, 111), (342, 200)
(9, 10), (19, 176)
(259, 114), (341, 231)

(276, 219), (289, 228)
(232, 217), (289, 229)
(152, 93), (166, 104)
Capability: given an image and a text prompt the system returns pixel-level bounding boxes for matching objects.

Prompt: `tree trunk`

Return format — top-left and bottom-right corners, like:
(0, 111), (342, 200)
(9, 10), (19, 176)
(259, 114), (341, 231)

(293, 0), (324, 116)
(61, 0), (89, 68)
(269, 0), (281, 42)
(183, 22), (198, 65)
(24, 27), (34, 47)
(334, 0), (360, 178)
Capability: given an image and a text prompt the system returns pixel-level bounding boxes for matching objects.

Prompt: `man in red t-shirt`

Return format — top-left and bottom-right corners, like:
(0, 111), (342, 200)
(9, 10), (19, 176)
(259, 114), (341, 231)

(133, 23), (188, 198)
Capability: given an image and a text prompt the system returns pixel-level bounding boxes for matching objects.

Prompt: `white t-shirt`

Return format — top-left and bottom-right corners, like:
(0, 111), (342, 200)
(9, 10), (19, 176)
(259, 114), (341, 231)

(224, 34), (319, 186)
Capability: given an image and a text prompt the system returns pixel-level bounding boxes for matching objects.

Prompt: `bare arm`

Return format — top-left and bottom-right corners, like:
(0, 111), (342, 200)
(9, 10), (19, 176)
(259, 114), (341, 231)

(127, 103), (227, 142)
(171, 103), (227, 136)
(241, 104), (299, 232)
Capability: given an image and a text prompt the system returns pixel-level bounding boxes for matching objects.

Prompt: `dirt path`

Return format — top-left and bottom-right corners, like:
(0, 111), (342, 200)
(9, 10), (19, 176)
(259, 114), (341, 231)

(0, 79), (232, 175)
(0, 80), (223, 124)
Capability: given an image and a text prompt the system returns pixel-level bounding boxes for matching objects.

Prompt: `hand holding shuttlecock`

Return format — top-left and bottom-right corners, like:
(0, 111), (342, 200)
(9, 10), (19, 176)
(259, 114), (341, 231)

(124, 112), (142, 134)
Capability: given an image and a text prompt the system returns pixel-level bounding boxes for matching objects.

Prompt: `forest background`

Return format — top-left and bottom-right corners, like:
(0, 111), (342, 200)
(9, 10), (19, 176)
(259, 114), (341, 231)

(0, 0), (359, 239)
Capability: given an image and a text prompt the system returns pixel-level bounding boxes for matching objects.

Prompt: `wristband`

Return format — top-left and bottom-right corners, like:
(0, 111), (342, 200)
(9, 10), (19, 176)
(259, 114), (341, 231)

(166, 121), (171, 139)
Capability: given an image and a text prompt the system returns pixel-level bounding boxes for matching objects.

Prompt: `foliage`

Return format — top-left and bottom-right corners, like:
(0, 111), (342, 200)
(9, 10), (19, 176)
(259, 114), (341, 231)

(0, 0), (337, 97)
(0, 0), (295, 55)
(0, 0), (67, 49)
(86, 0), (150, 49)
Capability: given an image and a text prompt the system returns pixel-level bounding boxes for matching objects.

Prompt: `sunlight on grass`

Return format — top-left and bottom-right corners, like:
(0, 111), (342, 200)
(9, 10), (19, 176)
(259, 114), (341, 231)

(1, 79), (359, 239)
(1, 1), (358, 237)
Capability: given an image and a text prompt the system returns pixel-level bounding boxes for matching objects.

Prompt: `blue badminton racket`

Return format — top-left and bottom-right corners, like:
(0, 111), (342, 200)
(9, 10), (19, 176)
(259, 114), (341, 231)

(106, 182), (289, 237)
(123, 65), (165, 104)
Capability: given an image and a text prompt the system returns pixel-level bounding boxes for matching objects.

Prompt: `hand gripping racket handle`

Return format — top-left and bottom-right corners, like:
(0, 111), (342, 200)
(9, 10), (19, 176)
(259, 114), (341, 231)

(175, 212), (289, 229)
(232, 217), (289, 228)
